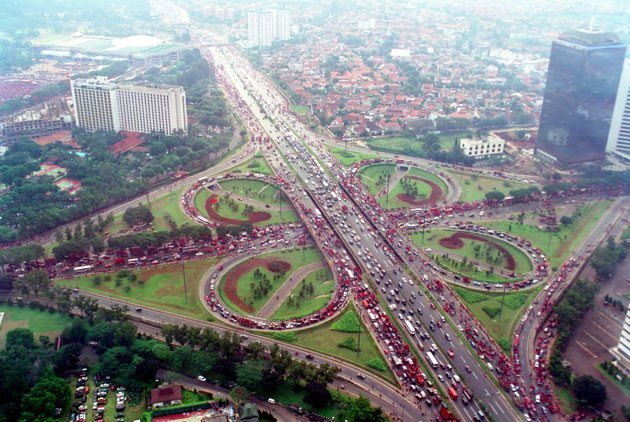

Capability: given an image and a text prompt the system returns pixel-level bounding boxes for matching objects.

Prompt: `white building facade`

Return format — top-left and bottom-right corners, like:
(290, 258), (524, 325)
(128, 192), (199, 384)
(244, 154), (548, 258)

(247, 7), (290, 47)
(459, 135), (505, 158)
(71, 77), (187, 135)
(606, 60), (630, 162)
(611, 307), (630, 377)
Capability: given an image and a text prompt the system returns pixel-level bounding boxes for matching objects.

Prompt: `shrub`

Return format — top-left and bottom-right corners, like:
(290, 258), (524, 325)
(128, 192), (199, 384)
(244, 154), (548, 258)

(338, 337), (359, 351)
(331, 310), (361, 333)
(455, 287), (489, 304)
(367, 358), (387, 372)
(482, 307), (500, 318)
(272, 332), (297, 343)
(497, 338), (511, 353)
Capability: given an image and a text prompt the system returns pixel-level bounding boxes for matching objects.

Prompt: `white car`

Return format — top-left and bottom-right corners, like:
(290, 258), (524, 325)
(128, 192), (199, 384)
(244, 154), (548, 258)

(197, 375), (207, 382)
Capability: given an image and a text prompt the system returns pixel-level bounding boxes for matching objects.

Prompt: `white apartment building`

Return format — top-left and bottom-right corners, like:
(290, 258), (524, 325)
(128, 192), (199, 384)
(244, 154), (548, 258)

(610, 307), (630, 377)
(606, 60), (630, 162)
(460, 135), (505, 158)
(71, 78), (120, 132)
(71, 77), (187, 135)
(247, 7), (290, 47)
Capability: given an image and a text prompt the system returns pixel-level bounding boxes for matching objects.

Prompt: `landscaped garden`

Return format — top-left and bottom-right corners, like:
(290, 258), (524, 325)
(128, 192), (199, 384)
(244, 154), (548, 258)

(325, 145), (379, 167)
(453, 284), (543, 353)
(377, 167), (448, 209)
(271, 267), (335, 320)
(218, 247), (325, 316)
(481, 200), (612, 267)
(411, 229), (533, 283)
(54, 258), (219, 320)
(271, 306), (396, 383)
(366, 134), (461, 157)
(228, 155), (275, 176)
(0, 303), (73, 348)
(446, 169), (536, 202)
(194, 188), (299, 226)
(218, 179), (290, 205)
(358, 164), (396, 195)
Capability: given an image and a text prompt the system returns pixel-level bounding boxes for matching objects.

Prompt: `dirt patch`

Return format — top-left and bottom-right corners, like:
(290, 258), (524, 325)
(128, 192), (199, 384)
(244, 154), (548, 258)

(267, 260), (292, 273)
(396, 176), (444, 206)
(204, 194), (272, 225)
(438, 232), (517, 271)
(223, 257), (291, 314)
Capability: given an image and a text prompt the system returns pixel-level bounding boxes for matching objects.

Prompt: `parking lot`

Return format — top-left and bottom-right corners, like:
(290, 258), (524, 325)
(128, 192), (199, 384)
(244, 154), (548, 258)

(562, 256), (630, 414)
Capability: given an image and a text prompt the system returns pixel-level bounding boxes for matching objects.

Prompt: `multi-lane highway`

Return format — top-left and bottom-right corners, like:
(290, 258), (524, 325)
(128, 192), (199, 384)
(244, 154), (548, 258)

(205, 44), (521, 421)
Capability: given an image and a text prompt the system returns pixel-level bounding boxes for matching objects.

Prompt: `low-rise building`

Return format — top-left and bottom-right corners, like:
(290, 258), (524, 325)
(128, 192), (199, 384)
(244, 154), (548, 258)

(459, 135), (505, 159)
(149, 385), (183, 409)
(610, 307), (630, 377)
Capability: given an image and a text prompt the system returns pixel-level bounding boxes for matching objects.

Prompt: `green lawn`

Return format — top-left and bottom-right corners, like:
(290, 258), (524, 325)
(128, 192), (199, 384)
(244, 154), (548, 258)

(367, 136), (447, 157)
(446, 169), (536, 202)
(482, 200), (612, 267)
(453, 284), (543, 353)
(104, 186), (190, 234)
(596, 364), (630, 397)
(621, 224), (630, 240)
(553, 384), (576, 414)
(290, 104), (309, 115)
(288, 306), (396, 384)
(410, 229), (533, 276)
(359, 164), (396, 195)
(54, 258), (219, 320)
(218, 179), (289, 205)
(0, 304), (72, 349)
(377, 168), (449, 209)
(325, 145), (379, 167)
(271, 268), (334, 320)
(218, 248), (324, 316)
(229, 156), (274, 176)
(211, 195), (299, 226)
(194, 188), (213, 219)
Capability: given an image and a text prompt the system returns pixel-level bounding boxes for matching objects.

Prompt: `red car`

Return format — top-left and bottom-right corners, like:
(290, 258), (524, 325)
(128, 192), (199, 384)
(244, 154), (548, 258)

(447, 349), (455, 358)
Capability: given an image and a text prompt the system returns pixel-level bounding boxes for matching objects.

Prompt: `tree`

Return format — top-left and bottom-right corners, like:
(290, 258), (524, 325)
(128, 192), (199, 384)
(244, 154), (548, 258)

(304, 382), (331, 408)
(21, 269), (51, 296)
(122, 203), (155, 227)
(349, 395), (387, 422)
(235, 360), (265, 392)
(485, 191), (505, 201)
(573, 375), (607, 408)
(54, 343), (83, 372)
(6, 328), (35, 350)
(61, 319), (88, 345)
(230, 386), (249, 405)
(19, 366), (70, 421)
(560, 216), (573, 226)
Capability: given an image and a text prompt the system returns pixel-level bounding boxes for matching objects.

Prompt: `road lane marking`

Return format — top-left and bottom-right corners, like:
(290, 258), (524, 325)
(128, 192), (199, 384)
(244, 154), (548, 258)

(583, 330), (610, 350)
(495, 401), (506, 415)
(489, 403), (498, 415)
(591, 320), (620, 341)
(576, 341), (598, 359)
(472, 372), (478, 380)
(597, 310), (623, 328)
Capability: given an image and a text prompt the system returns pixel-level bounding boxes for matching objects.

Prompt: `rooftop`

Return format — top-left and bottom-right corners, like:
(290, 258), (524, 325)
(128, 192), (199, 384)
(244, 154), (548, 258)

(150, 384), (182, 404)
(558, 29), (624, 47)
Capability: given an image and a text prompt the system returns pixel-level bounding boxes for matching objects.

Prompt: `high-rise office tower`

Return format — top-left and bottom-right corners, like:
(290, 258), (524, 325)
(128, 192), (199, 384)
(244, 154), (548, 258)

(276, 7), (291, 41)
(71, 77), (187, 135)
(536, 29), (626, 166)
(606, 60), (630, 162)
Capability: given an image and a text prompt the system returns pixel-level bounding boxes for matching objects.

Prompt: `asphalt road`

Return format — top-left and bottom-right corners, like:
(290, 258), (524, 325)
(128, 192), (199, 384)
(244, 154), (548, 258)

(206, 44), (519, 421)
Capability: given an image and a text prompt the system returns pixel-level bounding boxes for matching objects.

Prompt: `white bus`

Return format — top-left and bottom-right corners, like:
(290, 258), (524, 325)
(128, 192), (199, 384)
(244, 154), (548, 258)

(197, 176), (208, 184)
(404, 320), (416, 335)
(73, 265), (93, 274)
(426, 351), (439, 369)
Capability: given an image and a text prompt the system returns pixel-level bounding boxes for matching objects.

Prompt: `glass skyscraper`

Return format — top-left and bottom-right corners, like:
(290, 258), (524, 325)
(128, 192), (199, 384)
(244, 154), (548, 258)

(536, 29), (627, 166)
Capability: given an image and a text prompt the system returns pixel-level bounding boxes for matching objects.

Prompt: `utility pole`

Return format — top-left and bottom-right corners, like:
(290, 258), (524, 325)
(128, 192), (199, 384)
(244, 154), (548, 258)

(385, 172), (391, 209)
(357, 324), (361, 354)
(498, 282), (506, 321)
(182, 260), (188, 306)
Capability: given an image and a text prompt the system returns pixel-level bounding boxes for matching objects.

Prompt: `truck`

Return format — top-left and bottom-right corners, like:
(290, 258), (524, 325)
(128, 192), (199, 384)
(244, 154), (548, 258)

(448, 386), (459, 400)
(404, 320), (416, 335)
(426, 351), (439, 369)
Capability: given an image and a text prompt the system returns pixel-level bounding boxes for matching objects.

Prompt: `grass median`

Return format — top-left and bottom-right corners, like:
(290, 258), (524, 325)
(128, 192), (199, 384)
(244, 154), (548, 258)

(54, 257), (219, 320)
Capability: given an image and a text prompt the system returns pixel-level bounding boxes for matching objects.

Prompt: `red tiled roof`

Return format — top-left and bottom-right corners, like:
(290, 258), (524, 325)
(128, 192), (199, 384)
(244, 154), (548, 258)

(109, 131), (145, 156)
(33, 130), (72, 146)
(150, 385), (182, 405)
